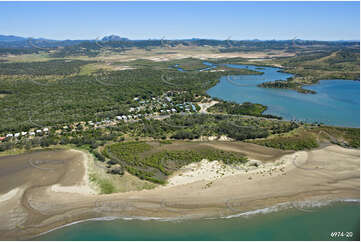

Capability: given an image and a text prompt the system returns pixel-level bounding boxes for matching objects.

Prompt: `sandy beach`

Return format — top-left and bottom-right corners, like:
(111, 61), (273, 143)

(0, 144), (359, 240)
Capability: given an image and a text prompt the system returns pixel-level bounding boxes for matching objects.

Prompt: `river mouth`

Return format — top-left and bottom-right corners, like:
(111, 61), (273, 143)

(203, 63), (359, 128)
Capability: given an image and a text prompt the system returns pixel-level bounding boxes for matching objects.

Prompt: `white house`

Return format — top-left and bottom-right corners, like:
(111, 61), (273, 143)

(36, 130), (42, 134)
(21, 132), (27, 136)
(14, 133), (20, 137)
(6, 133), (13, 137)
(116, 116), (122, 120)
(29, 132), (35, 136)
(43, 128), (49, 132)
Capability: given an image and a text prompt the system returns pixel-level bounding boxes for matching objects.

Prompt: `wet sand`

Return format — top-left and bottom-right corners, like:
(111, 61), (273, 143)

(0, 144), (359, 240)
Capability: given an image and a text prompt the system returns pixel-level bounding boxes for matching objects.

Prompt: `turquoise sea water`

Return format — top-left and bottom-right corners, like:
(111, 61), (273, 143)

(35, 202), (359, 241)
(206, 64), (360, 127)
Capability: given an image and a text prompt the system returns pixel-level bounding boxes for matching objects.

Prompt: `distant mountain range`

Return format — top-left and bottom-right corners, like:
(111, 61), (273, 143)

(101, 35), (129, 42)
(0, 34), (358, 50)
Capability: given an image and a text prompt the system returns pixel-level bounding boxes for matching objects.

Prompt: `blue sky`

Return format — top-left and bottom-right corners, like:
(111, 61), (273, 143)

(0, 1), (359, 40)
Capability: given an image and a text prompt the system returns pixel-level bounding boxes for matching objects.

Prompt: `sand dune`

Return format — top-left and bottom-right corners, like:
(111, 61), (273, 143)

(0, 145), (359, 240)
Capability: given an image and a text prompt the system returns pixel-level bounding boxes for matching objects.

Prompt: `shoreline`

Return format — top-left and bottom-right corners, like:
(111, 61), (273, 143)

(34, 198), (360, 240)
(0, 144), (359, 240)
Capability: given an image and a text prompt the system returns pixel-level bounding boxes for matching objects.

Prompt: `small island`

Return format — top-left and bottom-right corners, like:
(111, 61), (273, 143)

(258, 78), (317, 94)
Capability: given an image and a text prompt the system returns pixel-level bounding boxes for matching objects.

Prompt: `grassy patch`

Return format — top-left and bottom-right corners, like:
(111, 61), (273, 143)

(279, 49), (360, 82)
(250, 125), (360, 150)
(315, 126), (360, 148)
(89, 173), (115, 194)
(251, 134), (319, 150)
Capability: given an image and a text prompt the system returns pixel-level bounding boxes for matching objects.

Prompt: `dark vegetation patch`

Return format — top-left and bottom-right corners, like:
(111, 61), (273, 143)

(0, 59), (94, 75)
(258, 78), (316, 94)
(102, 141), (248, 184)
(122, 114), (299, 141)
(208, 101), (282, 119)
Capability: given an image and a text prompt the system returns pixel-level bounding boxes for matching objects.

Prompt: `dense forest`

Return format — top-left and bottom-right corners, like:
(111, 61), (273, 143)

(208, 101), (282, 118)
(0, 67), (227, 133)
(0, 59), (94, 75)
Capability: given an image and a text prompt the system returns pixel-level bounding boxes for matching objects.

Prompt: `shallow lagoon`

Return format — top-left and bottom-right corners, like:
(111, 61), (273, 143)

(207, 64), (360, 127)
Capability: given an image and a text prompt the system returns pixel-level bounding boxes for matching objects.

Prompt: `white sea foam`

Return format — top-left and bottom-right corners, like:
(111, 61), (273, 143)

(222, 198), (360, 219)
(34, 198), (360, 239)
(34, 215), (182, 239)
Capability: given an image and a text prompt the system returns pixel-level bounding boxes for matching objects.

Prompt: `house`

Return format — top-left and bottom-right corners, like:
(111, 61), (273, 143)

(43, 128), (49, 132)
(29, 132), (35, 136)
(116, 116), (122, 120)
(171, 108), (177, 113)
(21, 132), (27, 136)
(36, 130), (42, 134)
(14, 133), (20, 138)
(127, 115), (132, 120)
(6, 134), (13, 137)
(122, 115), (127, 120)
(0, 137), (5, 141)
(165, 97), (172, 102)
(133, 97), (139, 101)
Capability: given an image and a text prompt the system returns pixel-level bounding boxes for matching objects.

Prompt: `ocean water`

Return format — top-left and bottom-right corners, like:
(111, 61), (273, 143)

(206, 64), (360, 128)
(35, 202), (359, 241)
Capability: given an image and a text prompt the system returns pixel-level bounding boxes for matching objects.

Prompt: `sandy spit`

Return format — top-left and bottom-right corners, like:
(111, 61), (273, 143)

(0, 145), (359, 240)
